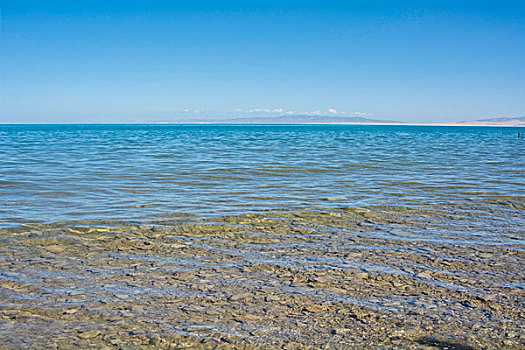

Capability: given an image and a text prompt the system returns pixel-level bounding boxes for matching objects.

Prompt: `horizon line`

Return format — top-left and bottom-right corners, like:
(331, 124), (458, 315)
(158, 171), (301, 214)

(0, 122), (522, 127)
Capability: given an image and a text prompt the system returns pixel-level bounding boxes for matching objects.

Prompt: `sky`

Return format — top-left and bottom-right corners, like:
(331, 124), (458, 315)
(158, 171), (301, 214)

(1, 1), (524, 123)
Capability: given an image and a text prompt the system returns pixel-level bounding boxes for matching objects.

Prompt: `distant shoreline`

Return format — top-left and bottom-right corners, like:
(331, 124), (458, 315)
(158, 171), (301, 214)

(168, 122), (524, 127)
(1, 122), (523, 127)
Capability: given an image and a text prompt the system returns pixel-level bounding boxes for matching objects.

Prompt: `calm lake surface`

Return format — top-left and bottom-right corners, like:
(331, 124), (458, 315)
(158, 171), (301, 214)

(1, 124), (523, 228)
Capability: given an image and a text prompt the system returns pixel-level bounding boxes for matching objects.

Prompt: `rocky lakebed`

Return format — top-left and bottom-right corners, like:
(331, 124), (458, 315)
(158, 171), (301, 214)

(0, 207), (523, 349)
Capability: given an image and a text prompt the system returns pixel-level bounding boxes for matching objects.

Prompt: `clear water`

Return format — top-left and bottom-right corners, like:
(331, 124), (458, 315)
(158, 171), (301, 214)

(0, 124), (523, 227)
(1, 124), (524, 348)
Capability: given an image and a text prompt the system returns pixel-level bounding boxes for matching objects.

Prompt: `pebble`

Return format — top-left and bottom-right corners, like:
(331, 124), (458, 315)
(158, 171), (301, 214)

(416, 271), (432, 279)
(45, 245), (65, 253)
(78, 330), (100, 339)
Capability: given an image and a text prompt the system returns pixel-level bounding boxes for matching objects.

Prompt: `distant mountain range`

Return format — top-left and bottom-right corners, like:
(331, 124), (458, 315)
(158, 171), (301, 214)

(454, 116), (525, 126)
(164, 115), (401, 124)
(207, 115), (399, 124)
(153, 115), (525, 126)
(474, 116), (525, 123)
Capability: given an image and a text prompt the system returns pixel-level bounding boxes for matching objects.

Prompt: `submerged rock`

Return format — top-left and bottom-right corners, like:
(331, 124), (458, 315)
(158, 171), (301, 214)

(0, 211), (523, 349)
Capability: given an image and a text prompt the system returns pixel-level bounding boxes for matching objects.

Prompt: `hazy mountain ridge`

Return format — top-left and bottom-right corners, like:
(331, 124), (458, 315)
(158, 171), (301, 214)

(151, 115), (524, 126)
(212, 115), (400, 124)
(475, 116), (525, 123)
(160, 115), (401, 124)
(457, 116), (525, 126)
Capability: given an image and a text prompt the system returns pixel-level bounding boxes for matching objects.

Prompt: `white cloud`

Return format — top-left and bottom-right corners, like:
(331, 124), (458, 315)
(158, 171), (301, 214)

(235, 108), (352, 116)
(152, 108), (202, 114)
(327, 108), (347, 116)
(152, 107), (371, 119)
(242, 108), (285, 113)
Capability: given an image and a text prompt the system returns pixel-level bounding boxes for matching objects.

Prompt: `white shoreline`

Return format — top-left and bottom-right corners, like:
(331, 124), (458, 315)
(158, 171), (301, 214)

(1, 122), (524, 127)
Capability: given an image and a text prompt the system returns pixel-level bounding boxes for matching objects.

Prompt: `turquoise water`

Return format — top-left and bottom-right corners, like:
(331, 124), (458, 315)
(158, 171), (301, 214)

(0, 124), (523, 227)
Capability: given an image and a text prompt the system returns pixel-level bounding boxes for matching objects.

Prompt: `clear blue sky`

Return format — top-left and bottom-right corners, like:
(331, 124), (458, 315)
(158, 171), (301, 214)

(1, 1), (524, 123)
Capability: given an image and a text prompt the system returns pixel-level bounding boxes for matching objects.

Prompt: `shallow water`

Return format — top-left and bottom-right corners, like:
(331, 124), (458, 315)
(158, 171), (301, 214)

(1, 124), (523, 227)
(0, 124), (524, 349)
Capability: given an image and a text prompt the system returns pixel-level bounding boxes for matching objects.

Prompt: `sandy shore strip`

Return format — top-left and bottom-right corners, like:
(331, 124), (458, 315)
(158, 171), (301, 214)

(0, 208), (523, 349)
